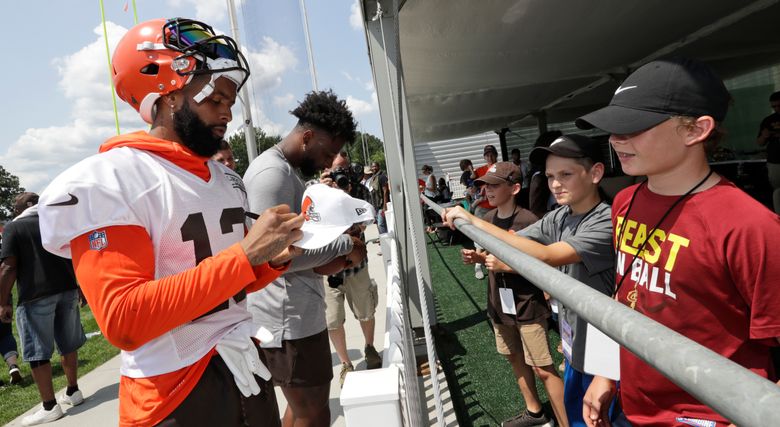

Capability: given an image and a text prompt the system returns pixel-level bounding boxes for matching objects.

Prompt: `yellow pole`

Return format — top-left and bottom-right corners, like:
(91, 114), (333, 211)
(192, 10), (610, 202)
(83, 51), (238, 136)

(132, 0), (138, 24)
(99, 0), (121, 135)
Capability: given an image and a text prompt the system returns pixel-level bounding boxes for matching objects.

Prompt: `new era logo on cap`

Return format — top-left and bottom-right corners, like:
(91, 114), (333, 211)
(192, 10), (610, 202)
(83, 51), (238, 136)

(293, 184), (376, 250)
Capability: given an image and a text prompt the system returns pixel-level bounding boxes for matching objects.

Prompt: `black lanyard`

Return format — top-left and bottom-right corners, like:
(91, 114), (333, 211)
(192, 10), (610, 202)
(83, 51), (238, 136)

(613, 170), (714, 298)
(557, 202), (602, 243)
(493, 206), (518, 289)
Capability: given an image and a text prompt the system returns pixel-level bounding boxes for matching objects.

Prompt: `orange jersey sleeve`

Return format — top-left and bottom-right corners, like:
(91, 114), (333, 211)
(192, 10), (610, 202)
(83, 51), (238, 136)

(71, 225), (283, 350)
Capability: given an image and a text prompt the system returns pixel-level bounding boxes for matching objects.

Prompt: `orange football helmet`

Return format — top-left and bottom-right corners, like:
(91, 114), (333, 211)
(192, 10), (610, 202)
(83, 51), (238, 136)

(112, 18), (250, 123)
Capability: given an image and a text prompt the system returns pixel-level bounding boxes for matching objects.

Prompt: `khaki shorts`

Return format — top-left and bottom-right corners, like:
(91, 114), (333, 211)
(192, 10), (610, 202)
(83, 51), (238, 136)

(493, 321), (553, 367)
(325, 268), (378, 330)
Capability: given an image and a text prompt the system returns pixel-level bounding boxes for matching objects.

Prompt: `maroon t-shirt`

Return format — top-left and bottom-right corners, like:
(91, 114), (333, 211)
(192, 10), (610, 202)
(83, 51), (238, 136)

(613, 179), (780, 426)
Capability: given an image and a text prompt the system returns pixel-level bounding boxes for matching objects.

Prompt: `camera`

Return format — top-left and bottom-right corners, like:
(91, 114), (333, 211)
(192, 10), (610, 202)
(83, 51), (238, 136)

(331, 163), (365, 191)
(327, 275), (344, 288)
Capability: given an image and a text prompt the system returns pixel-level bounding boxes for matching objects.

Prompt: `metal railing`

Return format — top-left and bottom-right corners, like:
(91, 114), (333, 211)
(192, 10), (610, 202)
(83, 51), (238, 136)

(421, 195), (780, 427)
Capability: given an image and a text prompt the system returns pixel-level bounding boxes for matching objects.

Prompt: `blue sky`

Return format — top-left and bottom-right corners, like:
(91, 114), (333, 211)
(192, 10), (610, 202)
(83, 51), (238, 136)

(1, 0), (381, 192)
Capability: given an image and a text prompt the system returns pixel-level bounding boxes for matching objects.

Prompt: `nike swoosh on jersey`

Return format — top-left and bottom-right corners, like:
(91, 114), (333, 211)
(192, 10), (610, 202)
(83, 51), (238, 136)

(47, 193), (79, 206)
(614, 85), (637, 95)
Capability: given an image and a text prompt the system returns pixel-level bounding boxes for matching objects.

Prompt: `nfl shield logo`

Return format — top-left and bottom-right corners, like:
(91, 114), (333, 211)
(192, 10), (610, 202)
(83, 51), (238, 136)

(88, 230), (108, 251)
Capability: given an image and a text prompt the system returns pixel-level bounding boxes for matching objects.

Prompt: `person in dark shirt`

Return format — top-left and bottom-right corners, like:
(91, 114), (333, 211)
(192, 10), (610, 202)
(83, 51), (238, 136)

(757, 90), (780, 213)
(0, 193), (87, 425)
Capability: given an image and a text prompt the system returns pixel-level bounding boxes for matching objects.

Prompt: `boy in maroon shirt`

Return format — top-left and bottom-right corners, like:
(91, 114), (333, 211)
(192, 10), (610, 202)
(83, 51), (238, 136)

(577, 58), (780, 427)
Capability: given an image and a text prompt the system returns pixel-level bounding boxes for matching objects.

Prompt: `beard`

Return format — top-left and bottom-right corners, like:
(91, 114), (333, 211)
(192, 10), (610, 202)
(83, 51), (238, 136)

(173, 101), (221, 157)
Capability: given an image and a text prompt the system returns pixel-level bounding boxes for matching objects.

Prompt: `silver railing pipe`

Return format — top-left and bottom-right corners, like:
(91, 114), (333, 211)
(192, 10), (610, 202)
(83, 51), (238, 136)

(421, 195), (780, 426)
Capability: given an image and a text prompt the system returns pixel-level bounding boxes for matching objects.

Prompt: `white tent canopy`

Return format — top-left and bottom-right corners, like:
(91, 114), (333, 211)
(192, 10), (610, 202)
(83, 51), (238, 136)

(384, 0), (780, 142)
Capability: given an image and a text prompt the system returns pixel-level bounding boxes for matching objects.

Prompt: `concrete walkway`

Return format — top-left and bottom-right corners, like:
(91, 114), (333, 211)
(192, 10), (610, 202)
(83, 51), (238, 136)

(6, 227), (387, 427)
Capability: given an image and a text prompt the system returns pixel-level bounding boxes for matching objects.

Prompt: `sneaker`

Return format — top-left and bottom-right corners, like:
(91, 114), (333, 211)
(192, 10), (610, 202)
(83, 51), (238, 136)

(9, 365), (22, 385)
(339, 363), (354, 388)
(60, 389), (84, 406)
(475, 265), (485, 280)
(501, 410), (554, 427)
(364, 345), (382, 370)
(21, 403), (64, 426)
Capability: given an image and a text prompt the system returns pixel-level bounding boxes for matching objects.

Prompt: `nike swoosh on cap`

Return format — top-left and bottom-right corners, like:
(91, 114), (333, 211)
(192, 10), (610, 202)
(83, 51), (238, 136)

(47, 193), (79, 206)
(614, 85), (637, 95)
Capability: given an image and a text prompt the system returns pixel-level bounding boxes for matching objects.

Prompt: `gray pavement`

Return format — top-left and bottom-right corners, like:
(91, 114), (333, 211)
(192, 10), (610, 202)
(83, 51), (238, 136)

(7, 226), (387, 427)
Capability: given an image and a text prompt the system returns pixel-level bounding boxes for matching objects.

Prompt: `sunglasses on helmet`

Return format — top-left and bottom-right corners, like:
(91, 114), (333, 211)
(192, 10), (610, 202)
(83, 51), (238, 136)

(162, 18), (250, 90)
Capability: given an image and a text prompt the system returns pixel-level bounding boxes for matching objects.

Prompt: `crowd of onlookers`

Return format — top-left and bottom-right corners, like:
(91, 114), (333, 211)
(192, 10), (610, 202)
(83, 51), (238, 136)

(432, 59), (780, 427)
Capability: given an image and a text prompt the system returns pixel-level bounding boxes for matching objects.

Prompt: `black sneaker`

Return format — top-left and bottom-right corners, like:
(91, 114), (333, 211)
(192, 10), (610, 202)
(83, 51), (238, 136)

(501, 410), (554, 427)
(364, 345), (382, 369)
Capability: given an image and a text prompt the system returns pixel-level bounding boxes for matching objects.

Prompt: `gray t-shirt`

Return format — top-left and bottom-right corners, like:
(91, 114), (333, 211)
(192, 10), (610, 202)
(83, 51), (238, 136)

(518, 202), (614, 372)
(243, 146), (353, 346)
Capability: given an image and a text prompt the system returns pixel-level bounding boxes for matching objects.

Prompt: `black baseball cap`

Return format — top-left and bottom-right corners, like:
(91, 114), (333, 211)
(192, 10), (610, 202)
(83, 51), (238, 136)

(529, 134), (603, 165)
(483, 144), (498, 155)
(575, 58), (730, 135)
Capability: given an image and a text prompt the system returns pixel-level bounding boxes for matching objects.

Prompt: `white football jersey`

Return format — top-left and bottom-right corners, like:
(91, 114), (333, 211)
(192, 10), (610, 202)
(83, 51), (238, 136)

(39, 147), (253, 377)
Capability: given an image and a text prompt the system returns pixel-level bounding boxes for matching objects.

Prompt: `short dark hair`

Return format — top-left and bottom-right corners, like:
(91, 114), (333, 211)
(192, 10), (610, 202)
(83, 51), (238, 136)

(770, 91), (780, 102)
(14, 192), (38, 215)
(291, 90), (357, 143)
(511, 148), (520, 155)
(459, 159), (472, 170)
(218, 140), (230, 150)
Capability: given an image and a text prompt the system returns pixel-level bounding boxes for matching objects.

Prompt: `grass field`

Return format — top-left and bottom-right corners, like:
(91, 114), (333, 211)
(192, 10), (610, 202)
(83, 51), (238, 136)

(0, 288), (119, 425)
(426, 232), (564, 426)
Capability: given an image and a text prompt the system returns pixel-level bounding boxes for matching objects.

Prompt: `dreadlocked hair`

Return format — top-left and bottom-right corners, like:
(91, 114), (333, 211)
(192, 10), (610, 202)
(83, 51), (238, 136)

(291, 89), (357, 143)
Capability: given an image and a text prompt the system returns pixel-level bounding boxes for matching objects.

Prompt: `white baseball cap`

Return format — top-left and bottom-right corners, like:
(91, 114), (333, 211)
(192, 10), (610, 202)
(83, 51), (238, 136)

(293, 184), (376, 250)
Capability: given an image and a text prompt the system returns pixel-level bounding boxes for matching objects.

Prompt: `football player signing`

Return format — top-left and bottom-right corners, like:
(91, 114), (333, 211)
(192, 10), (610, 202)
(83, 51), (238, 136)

(37, 18), (302, 427)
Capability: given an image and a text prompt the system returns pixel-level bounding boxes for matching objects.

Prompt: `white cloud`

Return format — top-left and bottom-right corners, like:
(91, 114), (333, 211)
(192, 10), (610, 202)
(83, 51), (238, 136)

(364, 80), (375, 92)
(273, 93), (295, 109)
(0, 22), (143, 192)
(350, 0), (364, 30)
(346, 91), (378, 116)
(341, 71), (355, 81)
(1, 16), (298, 192)
(245, 37), (298, 91)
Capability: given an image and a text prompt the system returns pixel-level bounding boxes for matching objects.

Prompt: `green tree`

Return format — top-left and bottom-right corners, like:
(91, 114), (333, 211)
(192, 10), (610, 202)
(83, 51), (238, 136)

(0, 166), (24, 222)
(227, 127), (282, 177)
(344, 131), (385, 170)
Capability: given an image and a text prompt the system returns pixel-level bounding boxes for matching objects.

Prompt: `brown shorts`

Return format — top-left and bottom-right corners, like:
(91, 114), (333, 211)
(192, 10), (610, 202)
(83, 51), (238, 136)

(261, 329), (333, 387)
(493, 321), (553, 367)
(156, 347), (279, 426)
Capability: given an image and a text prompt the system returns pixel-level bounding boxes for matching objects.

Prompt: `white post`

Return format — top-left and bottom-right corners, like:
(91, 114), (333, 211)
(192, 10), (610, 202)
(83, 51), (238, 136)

(226, 0), (258, 161)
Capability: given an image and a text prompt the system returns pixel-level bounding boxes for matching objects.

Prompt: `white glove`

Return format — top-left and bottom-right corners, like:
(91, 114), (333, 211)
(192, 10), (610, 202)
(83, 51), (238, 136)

(215, 323), (272, 397)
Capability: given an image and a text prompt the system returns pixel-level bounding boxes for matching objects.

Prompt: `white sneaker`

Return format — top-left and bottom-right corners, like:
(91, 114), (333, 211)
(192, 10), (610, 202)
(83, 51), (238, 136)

(21, 404), (64, 426)
(60, 389), (84, 406)
(475, 265), (485, 280)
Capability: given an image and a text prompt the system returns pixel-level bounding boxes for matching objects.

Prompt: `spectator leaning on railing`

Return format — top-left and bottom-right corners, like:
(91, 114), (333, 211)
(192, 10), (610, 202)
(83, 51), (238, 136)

(577, 57), (780, 427)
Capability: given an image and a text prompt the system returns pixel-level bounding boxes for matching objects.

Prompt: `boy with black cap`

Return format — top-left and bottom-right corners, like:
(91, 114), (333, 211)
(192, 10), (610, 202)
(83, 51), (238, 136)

(443, 135), (618, 427)
(578, 58), (780, 427)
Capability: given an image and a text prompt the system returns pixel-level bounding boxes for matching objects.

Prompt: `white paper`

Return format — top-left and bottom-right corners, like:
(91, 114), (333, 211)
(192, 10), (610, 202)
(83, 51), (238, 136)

(582, 323), (621, 381)
(499, 287), (515, 314)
